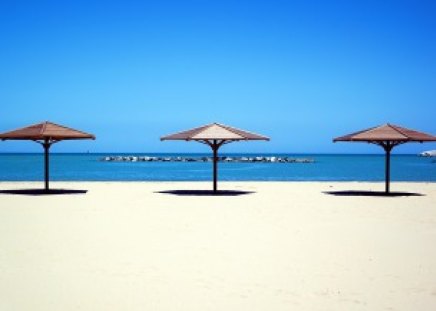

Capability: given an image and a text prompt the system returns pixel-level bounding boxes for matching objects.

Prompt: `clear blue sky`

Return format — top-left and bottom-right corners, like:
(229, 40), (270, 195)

(1, 0), (435, 154)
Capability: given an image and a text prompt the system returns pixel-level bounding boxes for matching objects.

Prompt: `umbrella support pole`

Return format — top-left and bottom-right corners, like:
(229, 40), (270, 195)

(42, 140), (52, 193)
(206, 140), (226, 194)
(381, 142), (394, 194)
(212, 143), (218, 193)
(385, 147), (391, 193)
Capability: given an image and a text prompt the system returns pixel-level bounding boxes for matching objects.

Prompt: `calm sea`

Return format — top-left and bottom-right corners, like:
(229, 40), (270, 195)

(0, 153), (434, 182)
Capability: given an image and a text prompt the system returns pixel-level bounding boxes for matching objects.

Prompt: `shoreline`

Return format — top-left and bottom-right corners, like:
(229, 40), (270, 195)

(1, 180), (436, 183)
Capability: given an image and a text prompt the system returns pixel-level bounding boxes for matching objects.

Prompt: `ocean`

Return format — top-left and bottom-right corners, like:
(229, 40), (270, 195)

(0, 153), (434, 182)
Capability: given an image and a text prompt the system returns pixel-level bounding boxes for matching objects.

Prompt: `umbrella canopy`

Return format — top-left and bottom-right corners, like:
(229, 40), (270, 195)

(333, 123), (436, 193)
(161, 123), (269, 192)
(0, 121), (95, 192)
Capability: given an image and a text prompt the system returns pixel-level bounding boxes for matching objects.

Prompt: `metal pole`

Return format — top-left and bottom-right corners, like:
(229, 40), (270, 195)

(43, 140), (50, 192)
(212, 140), (218, 193)
(384, 142), (391, 194)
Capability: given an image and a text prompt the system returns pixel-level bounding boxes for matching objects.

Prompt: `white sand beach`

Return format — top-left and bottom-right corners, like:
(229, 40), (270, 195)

(0, 181), (435, 311)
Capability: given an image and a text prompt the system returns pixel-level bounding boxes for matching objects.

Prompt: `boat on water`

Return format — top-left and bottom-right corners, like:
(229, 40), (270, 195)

(420, 150), (436, 157)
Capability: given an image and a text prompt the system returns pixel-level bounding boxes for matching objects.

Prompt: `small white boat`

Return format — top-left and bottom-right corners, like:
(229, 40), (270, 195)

(420, 150), (436, 157)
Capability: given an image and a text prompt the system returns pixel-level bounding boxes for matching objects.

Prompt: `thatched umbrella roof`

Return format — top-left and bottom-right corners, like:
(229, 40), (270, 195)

(334, 123), (436, 143)
(333, 123), (436, 193)
(0, 121), (95, 141)
(161, 123), (269, 192)
(161, 123), (269, 141)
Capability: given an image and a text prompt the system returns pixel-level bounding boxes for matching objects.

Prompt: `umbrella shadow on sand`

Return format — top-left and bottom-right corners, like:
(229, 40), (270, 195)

(0, 189), (88, 196)
(324, 190), (423, 197)
(156, 190), (255, 196)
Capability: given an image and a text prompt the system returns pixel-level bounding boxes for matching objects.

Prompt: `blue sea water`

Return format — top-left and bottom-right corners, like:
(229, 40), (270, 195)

(0, 153), (435, 182)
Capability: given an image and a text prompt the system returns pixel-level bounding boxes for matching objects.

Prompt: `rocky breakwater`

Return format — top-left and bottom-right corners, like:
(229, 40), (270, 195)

(101, 156), (315, 163)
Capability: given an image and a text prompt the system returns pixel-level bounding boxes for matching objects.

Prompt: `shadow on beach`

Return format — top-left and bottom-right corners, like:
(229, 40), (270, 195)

(324, 190), (424, 197)
(156, 190), (255, 196)
(0, 189), (88, 196)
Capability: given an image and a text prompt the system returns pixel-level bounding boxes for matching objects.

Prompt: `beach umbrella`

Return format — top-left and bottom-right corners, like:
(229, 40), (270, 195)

(333, 123), (436, 193)
(161, 123), (269, 192)
(0, 121), (95, 192)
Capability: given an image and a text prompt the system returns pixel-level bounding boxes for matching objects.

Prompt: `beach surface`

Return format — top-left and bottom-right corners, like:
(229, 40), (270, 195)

(0, 181), (435, 311)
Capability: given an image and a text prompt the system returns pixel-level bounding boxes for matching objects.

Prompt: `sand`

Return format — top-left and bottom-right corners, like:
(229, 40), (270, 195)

(0, 181), (435, 311)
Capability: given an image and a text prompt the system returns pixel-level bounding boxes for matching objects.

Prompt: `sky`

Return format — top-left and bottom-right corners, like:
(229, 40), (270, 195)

(0, 0), (435, 154)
